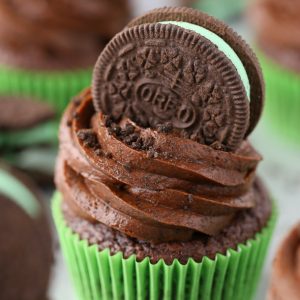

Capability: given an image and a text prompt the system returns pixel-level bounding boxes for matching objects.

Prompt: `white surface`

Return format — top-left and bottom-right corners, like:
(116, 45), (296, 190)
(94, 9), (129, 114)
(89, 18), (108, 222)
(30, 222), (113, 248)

(49, 250), (77, 300)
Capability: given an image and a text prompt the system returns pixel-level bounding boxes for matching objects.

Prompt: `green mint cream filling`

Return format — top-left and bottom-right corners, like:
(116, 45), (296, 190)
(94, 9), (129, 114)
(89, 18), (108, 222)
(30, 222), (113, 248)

(160, 21), (250, 98)
(0, 169), (40, 218)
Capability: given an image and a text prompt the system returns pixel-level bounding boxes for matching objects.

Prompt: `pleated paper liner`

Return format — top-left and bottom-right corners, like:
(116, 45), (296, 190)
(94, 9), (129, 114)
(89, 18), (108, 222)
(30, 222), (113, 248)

(257, 51), (300, 146)
(52, 192), (276, 300)
(0, 66), (92, 115)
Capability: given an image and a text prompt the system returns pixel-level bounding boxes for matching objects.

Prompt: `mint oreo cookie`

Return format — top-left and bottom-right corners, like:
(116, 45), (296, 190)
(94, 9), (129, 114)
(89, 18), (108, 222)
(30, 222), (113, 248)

(92, 8), (264, 151)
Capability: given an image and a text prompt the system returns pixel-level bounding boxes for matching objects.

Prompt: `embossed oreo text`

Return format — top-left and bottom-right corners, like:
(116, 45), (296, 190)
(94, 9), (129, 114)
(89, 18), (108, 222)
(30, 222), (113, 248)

(136, 80), (197, 128)
(94, 24), (249, 149)
(136, 81), (178, 119)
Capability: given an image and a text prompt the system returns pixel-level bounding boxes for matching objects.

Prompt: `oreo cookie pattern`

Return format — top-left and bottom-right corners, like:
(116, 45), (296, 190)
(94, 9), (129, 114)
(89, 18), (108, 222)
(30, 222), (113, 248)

(93, 23), (249, 151)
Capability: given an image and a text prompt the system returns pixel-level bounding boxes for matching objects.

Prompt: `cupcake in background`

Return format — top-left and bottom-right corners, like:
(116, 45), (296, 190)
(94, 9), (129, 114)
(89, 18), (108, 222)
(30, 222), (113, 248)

(0, 95), (57, 183)
(0, 0), (130, 181)
(0, 163), (53, 299)
(0, 0), (131, 115)
(53, 7), (276, 300)
(249, 0), (300, 145)
(268, 222), (300, 300)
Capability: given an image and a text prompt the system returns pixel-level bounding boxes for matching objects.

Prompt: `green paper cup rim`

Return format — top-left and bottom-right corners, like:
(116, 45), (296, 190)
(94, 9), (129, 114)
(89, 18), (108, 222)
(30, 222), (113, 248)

(52, 192), (276, 300)
(52, 191), (276, 265)
(257, 49), (300, 146)
(0, 64), (93, 77)
(0, 65), (92, 115)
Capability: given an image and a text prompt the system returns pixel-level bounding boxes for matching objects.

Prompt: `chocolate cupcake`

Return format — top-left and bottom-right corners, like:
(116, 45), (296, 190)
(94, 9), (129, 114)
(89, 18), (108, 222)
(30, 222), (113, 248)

(268, 223), (300, 300)
(249, 0), (300, 145)
(0, 95), (57, 181)
(0, 163), (53, 299)
(52, 7), (276, 300)
(0, 0), (130, 115)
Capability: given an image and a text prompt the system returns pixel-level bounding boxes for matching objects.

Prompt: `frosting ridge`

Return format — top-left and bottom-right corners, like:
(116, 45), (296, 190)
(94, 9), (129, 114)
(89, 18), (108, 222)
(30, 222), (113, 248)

(56, 88), (262, 243)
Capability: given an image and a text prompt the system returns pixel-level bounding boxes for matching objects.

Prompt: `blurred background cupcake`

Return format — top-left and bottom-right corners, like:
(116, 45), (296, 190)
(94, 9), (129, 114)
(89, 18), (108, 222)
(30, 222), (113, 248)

(0, 0), (131, 182)
(0, 162), (53, 299)
(0, 95), (57, 183)
(268, 222), (300, 299)
(191, 0), (248, 21)
(249, 0), (300, 146)
(0, 0), (131, 112)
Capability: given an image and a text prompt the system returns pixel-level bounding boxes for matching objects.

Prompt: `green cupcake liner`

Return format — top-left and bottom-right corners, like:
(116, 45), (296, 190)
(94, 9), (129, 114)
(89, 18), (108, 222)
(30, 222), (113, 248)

(257, 51), (300, 145)
(52, 192), (276, 300)
(0, 65), (92, 115)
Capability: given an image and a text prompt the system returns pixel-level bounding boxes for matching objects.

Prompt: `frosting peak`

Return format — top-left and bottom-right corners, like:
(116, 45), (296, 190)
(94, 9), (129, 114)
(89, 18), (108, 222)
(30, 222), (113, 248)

(55, 88), (262, 243)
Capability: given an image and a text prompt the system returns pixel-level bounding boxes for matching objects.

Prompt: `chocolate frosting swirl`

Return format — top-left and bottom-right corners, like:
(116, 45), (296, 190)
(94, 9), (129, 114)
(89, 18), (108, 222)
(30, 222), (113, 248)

(55, 88), (262, 243)
(250, 0), (300, 71)
(0, 0), (130, 70)
(268, 223), (300, 300)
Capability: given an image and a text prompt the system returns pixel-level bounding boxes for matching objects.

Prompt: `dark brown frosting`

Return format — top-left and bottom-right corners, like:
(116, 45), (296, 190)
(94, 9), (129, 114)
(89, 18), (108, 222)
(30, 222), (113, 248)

(0, 0), (130, 70)
(55, 88), (262, 243)
(250, 0), (300, 72)
(268, 223), (300, 300)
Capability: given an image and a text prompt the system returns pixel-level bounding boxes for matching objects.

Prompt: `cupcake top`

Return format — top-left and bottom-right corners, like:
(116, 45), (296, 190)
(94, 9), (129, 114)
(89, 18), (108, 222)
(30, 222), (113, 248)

(0, 163), (52, 299)
(250, 0), (300, 71)
(268, 223), (300, 300)
(0, 0), (130, 70)
(56, 7), (267, 244)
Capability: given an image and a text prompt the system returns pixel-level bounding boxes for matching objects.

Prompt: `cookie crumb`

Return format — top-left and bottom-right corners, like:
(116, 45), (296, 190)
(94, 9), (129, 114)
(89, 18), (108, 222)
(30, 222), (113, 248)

(105, 152), (113, 159)
(77, 129), (99, 149)
(72, 97), (81, 107)
(94, 149), (103, 156)
(156, 122), (173, 133)
(72, 111), (79, 120)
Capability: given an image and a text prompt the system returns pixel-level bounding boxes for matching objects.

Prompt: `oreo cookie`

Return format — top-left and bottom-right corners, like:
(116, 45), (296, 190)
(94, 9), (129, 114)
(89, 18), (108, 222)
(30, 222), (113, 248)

(127, 7), (265, 137)
(92, 7), (264, 151)
(0, 163), (53, 299)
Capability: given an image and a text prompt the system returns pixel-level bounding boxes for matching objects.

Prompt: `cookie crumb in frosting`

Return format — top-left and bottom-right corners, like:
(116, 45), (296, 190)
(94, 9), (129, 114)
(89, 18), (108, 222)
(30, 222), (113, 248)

(77, 129), (99, 150)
